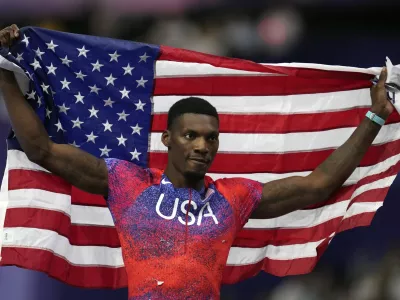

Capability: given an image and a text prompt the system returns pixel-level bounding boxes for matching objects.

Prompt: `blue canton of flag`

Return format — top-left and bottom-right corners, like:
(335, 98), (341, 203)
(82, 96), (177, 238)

(5, 27), (160, 168)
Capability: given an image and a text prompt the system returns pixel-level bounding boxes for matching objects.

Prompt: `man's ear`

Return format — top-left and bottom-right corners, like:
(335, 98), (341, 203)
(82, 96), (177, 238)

(161, 130), (171, 149)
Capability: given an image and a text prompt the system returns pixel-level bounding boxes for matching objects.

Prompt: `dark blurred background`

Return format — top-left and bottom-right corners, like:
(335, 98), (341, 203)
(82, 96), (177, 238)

(1, 1), (400, 299)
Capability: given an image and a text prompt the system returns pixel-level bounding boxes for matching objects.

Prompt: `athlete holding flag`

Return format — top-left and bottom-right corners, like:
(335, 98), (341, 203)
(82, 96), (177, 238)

(0, 24), (393, 299)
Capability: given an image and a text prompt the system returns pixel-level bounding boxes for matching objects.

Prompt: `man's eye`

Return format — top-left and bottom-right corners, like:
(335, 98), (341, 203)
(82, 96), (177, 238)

(184, 133), (195, 139)
(209, 136), (218, 141)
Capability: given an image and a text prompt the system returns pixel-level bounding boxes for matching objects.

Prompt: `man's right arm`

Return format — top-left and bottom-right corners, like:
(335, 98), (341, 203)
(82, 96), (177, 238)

(1, 67), (108, 197)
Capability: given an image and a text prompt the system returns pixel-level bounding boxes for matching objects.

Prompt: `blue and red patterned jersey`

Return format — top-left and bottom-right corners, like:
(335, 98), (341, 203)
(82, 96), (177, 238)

(105, 158), (262, 300)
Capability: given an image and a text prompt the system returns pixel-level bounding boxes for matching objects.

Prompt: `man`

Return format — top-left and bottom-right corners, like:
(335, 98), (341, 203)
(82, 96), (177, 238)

(0, 24), (393, 299)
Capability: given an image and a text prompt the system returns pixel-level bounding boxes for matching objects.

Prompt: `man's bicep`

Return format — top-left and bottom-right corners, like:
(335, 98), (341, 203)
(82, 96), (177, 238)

(41, 142), (108, 196)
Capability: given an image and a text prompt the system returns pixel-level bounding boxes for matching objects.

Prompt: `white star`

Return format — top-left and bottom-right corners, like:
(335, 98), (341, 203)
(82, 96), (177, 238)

(25, 71), (34, 81)
(69, 141), (80, 148)
(61, 55), (72, 66)
(58, 103), (70, 115)
(55, 119), (64, 132)
(102, 120), (113, 132)
(46, 63), (57, 75)
(135, 99), (146, 111)
(77, 45), (89, 58)
(116, 134), (127, 146)
(131, 123), (143, 135)
(136, 76), (148, 88)
(60, 78), (71, 90)
(119, 87), (130, 99)
(71, 117), (84, 129)
(46, 40), (58, 52)
(130, 148), (141, 161)
(37, 96), (42, 107)
(34, 47), (45, 60)
(139, 52), (150, 63)
(88, 106), (99, 118)
(22, 34), (30, 47)
(15, 53), (23, 63)
(105, 74), (116, 86)
(122, 63), (134, 75)
(103, 97), (115, 108)
(41, 83), (50, 94)
(26, 90), (36, 100)
(99, 145), (112, 157)
(109, 51), (121, 62)
(117, 110), (130, 121)
(74, 92), (85, 104)
(89, 84), (101, 95)
(85, 131), (98, 143)
(30, 59), (41, 70)
(91, 60), (104, 72)
(75, 70), (87, 81)
(45, 107), (52, 119)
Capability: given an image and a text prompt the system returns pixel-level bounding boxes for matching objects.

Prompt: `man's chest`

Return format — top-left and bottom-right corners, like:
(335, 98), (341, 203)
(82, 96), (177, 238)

(114, 185), (237, 250)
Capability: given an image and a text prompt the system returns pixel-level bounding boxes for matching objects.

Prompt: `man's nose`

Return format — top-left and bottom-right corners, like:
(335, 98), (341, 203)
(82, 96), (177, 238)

(193, 138), (209, 153)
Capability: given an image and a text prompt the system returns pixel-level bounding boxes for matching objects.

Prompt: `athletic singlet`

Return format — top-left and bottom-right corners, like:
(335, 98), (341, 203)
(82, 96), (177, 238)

(105, 158), (262, 300)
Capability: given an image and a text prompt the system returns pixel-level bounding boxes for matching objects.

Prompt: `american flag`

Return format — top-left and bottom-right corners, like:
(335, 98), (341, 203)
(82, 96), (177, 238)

(0, 26), (400, 288)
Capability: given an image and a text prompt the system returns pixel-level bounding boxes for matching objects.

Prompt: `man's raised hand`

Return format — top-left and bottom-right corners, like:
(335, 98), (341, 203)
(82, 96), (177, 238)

(0, 24), (19, 48)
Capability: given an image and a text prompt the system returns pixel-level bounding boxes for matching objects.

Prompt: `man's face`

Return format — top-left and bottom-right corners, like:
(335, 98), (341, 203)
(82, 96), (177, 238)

(162, 113), (219, 179)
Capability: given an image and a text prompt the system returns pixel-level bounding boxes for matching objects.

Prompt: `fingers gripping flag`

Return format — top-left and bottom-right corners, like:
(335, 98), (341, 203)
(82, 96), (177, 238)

(0, 26), (400, 288)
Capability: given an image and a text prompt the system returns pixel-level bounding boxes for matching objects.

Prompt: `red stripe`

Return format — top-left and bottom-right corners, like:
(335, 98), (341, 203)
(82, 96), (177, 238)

(159, 45), (289, 75)
(222, 257), (317, 283)
(338, 212), (376, 233)
(159, 45), (375, 81)
(0, 248), (127, 289)
(222, 239), (332, 283)
(7, 148), (399, 208)
(8, 169), (70, 195)
(8, 170), (107, 207)
(154, 76), (372, 97)
(151, 109), (400, 133)
(234, 188), (386, 248)
(149, 138), (400, 173)
(3, 208), (121, 247)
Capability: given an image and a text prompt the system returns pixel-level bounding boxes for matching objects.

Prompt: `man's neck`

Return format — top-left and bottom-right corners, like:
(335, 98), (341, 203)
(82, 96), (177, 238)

(164, 166), (204, 192)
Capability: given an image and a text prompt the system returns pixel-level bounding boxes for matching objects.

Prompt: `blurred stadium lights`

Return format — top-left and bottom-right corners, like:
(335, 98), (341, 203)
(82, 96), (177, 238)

(257, 7), (304, 57)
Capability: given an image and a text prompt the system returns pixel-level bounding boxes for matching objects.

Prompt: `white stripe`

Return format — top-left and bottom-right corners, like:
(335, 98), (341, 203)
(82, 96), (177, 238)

(7, 150), (50, 173)
(343, 202), (384, 219)
(266, 62), (380, 76)
(5, 174), (392, 229)
(244, 175), (394, 229)
(6, 189), (115, 227)
(227, 238), (326, 264)
(155, 61), (278, 77)
(1, 227), (123, 267)
(7, 150), (400, 187)
(150, 123), (400, 153)
(153, 89), (371, 114)
(211, 152), (400, 185)
(0, 160), (10, 255)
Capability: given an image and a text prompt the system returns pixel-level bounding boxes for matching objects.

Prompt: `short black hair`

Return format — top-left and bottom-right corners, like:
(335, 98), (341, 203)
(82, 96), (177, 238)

(167, 97), (219, 129)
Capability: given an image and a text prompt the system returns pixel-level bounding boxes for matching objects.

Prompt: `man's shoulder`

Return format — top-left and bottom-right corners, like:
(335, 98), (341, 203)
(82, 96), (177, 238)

(105, 158), (163, 182)
(212, 176), (263, 196)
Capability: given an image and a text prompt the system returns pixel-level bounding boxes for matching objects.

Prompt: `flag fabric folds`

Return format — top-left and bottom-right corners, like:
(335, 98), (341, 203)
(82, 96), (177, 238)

(0, 26), (399, 289)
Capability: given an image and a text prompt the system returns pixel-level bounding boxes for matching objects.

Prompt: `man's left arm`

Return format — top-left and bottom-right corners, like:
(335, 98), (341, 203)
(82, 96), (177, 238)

(252, 68), (392, 219)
